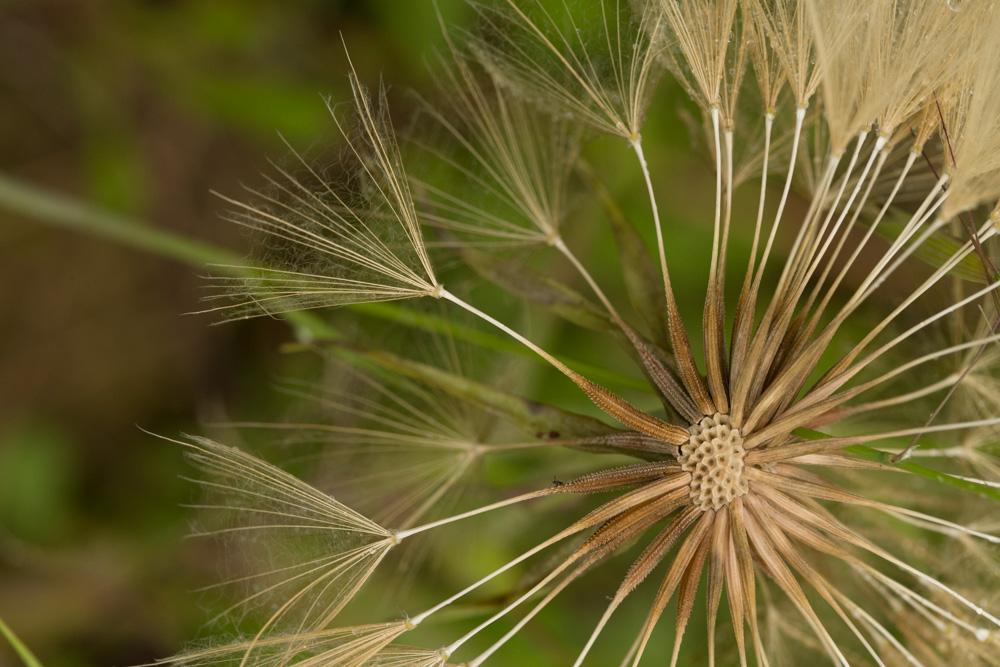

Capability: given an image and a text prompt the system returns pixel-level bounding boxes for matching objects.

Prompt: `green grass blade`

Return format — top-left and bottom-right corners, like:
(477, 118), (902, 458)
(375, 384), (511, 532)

(0, 173), (648, 391)
(0, 173), (336, 342)
(796, 428), (1000, 502)
(0, 173), (241, 266)
(844, 445), (1000, 502)
(0, 618), (43, 667)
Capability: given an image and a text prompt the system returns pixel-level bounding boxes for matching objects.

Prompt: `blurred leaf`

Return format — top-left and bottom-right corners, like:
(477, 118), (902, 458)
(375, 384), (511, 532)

(578, 161), (669, 344)
(182, 2), (264, 49)
(462, 248), (615, 334)
(184, 76), (332, 144)
(82, 129), (147, 215)
(0, 618), (43, 667)
(0, 422), (75, 543)
(122, 2), (340, 145)
(354, 348), (614, 437)
(369, 0), (470, 78)
(877, 215), (989, 284)
(66, 44), (148, 214)
(349, 302), (647, 390)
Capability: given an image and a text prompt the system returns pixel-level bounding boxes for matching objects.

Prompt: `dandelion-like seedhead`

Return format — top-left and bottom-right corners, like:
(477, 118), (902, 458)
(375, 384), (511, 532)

(166, 1), (1000, 665)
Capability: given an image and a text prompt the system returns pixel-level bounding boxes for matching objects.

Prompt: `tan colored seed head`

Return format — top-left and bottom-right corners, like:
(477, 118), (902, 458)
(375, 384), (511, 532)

(680, 413), (748, 511)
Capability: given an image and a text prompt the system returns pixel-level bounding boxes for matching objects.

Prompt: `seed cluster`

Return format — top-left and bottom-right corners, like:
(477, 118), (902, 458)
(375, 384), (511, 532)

(680, 413), (748, 512)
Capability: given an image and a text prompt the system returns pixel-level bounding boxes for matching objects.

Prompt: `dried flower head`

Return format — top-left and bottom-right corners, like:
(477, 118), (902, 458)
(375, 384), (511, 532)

(166, 1), (1000, 665)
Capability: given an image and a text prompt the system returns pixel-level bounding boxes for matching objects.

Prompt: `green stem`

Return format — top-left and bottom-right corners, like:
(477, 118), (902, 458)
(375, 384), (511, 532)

(0, 173), (336, 341)
(0, 174), (237, 265)
(0, 618), (43, 667)
(0, 173), (646, 391)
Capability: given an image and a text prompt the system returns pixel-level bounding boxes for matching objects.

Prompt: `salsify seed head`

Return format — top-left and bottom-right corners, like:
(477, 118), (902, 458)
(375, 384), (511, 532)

(165, 1), (1000, 666)
(680, 413), (748, 512)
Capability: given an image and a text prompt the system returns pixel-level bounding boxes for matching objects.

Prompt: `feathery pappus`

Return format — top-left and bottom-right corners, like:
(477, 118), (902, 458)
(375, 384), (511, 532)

(164, 1), (1000, 665)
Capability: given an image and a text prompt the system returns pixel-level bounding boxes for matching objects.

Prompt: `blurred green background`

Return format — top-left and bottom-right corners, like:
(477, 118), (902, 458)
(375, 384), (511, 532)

(0, 2), (726, 665)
